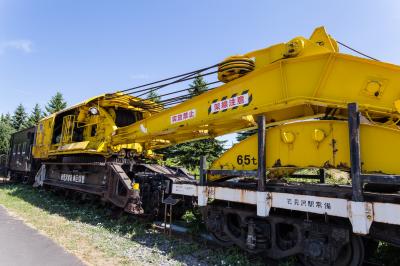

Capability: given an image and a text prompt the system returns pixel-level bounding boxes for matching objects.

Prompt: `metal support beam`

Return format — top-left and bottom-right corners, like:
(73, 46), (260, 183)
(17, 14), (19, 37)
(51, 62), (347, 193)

(318, 168), (326, 184)
(348, 103), (363, 202)
(199, 156), (207, 186)
(257, 115), (266, 192)
(362, 174), (400, 184)
(207, 169), (257, 177)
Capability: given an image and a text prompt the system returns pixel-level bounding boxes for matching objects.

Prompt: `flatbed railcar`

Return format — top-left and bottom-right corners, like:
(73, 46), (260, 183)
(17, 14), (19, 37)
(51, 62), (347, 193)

(171, 115), (400, 265)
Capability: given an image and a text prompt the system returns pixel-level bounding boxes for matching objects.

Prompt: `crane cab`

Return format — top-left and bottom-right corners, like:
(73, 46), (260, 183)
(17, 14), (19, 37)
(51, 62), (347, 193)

(32, 93), (162, 159)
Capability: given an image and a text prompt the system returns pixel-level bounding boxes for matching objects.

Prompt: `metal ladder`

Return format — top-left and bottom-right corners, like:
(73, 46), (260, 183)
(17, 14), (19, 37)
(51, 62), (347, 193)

(162, 195), (180, 236)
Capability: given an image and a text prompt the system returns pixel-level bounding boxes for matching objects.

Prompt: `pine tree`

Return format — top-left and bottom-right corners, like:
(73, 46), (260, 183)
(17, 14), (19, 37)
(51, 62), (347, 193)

(188, 74), (208, 96)
(45, 92), (67, 115)
(161, 138), (225, 170)
(0, 113), (12, 125)
(236, 129), (257, 142)
(26, 103), (43, 127)
(147, 90), (161, 103)
(159, 74), (225, 170)
(11, 104), (27, 131)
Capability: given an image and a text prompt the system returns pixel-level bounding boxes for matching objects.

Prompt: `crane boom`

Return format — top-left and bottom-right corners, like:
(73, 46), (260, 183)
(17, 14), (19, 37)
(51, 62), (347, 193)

(111, 27), (400, 155)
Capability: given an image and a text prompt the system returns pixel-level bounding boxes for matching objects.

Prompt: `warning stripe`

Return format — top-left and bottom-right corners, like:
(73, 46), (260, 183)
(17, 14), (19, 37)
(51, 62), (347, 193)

(208, 90), (252, 114)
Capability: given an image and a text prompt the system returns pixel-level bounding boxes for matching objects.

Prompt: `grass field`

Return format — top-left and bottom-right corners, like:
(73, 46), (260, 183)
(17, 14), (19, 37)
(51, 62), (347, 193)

(0, 183), (399, 266)
(0, 183), (270, 266)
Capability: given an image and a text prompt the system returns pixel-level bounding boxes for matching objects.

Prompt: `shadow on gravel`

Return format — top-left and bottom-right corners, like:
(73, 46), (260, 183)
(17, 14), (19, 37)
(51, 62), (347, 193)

(3, 184), (268, 266)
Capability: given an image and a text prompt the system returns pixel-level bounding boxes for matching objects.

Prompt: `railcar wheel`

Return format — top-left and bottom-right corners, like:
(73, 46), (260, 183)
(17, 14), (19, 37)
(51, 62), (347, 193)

(298, 235), (364, 266)
(210, 232), (234, 247)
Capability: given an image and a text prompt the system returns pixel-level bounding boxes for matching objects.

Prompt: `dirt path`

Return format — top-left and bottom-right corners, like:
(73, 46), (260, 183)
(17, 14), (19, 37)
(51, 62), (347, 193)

(0, 205), (84, 266)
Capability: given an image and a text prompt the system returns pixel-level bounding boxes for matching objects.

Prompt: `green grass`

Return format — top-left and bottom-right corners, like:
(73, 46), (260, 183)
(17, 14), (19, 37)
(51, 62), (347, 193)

(0, 184), (265, 266)
(1, 183), (399, 265)
(283, 168), (351, 185)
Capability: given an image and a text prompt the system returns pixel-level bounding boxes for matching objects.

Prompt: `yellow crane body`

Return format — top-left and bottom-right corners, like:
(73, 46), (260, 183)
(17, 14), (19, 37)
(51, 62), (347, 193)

(113, 28), (400, 148)
(209, 120), (400, 181)
(32, 26), (400, 182)
(32, 94), (162, 159)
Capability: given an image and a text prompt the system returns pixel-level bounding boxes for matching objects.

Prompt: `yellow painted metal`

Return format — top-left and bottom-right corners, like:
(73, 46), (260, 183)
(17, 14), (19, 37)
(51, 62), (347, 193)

(32, 93), (161, 159)
(312, 128), (326, 143)
(58, 141), (89, 152)
(112, 26), (400, 152)
(61, 115), (75, 144)
(218, 55), (255, 83)
(33, 116), (55, 158)
(31, 26), (400, 181)
(209, 120), (400, 180)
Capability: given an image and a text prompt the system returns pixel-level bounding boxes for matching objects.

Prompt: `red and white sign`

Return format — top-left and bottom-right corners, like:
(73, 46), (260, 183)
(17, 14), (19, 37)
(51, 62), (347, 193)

(210, 93), (249, 113)
(170, 109), (196, 124)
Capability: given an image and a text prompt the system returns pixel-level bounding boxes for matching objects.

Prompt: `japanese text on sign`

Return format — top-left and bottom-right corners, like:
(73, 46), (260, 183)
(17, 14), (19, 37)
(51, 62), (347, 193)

(60, 173), (85, 184)
(210, 93), (249, 113)
(286, 198), (332, 210)
(170, 109), (196, 124)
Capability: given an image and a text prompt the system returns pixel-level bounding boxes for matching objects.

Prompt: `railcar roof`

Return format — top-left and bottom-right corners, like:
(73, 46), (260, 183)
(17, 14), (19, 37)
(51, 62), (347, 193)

(39, 92), (163, 121)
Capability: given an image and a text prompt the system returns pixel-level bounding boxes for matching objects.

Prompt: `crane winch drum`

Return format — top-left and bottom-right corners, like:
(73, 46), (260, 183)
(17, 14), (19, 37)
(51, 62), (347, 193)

(217, 55), (255, 83)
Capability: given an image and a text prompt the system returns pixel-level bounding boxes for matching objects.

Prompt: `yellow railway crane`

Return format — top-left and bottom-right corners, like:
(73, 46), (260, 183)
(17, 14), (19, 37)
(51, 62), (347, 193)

(33, 26), (400, 173)
(30, 26), (400, 214)
(111, 26), (400, 178)
(17, 26), (400, 264)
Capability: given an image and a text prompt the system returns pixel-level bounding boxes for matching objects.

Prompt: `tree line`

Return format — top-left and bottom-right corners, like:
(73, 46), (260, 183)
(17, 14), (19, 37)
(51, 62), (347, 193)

(0, 92), (67, 154)
(0, 75), (228, 172)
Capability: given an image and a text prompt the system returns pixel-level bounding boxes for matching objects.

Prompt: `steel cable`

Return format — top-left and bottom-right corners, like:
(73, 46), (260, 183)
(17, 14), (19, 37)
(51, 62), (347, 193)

(119, 63), (219, 93)
(337, 40), (380, 61)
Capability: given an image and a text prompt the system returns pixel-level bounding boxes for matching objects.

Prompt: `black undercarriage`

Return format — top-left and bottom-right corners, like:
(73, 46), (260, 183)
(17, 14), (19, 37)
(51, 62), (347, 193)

(7, 154), (400, 265)
(203, 201), (367, 266)
(32, 155), (195, 220)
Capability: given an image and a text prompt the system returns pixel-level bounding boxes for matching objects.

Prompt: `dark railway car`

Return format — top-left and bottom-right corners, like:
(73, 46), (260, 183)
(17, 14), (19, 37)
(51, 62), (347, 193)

(0, 154), (7, 175)
(7, 126), (38, 182)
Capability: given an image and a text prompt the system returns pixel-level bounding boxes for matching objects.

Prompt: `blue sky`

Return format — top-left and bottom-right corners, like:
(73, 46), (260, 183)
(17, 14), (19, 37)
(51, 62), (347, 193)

(1, 1), (400, 146)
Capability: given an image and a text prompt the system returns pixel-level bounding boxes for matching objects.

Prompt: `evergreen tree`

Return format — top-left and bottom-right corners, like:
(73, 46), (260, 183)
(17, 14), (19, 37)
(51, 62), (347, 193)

(147, 90), (161, 103)
(0, 113), (12, 125)
(0, 114), (15, 154)
(188, 74), (208, 96)
(26, 103), (43, 127)
(159, 74), (225, 170)
(45, 92), (67, 115)
(236, 129), (257, 142)
(161, 138), (225, 170)
(11, 104), (27, 131)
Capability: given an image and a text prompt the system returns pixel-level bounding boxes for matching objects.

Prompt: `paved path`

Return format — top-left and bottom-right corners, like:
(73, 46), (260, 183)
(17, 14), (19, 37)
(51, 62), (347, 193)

(0, 206), (84, 266)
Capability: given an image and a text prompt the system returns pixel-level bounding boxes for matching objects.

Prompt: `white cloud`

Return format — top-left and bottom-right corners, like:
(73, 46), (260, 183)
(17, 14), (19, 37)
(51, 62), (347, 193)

(0, 40), (33, 54)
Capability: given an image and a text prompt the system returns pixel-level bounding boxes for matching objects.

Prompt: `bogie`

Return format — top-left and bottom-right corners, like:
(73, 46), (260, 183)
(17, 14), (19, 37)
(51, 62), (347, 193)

(203, 203), (367, 264)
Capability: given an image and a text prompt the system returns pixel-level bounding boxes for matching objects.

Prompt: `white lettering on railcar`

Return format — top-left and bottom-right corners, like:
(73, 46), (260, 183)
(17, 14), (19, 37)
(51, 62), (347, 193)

(60, 173), (86, 184)
(272, 192), (348, 218)
(172, 184), (197, 196)
(285, 197), (331, 210)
